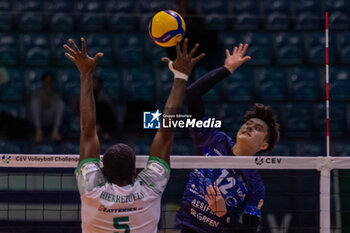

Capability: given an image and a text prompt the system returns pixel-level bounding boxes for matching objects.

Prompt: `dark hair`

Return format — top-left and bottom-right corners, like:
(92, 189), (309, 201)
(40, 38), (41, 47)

(102, 143), (136, 183)
(244, 103), (280, 152)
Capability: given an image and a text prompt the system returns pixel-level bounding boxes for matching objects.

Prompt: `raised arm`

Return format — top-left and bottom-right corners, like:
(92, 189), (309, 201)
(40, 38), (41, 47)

(149, 39), (205, 166)
(187, 43), (251, 119)
(64, 38), (103, 163)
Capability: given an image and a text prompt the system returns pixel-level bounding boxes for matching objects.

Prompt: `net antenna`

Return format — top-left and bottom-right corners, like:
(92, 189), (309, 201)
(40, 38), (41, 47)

(320, 11), (331, 233)
(324, 11), (342, 233)
(325, 12), (330, 158)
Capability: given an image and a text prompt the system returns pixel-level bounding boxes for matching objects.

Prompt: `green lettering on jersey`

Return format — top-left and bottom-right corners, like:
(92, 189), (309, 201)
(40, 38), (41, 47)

(100, 192), (144, 203)
(114, 216), (130, 233)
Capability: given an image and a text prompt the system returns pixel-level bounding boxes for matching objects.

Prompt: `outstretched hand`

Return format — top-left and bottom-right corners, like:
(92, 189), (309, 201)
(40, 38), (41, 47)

(162, 38), (205, 76)
(224, 43), (251, 73)
(204, 185), (227, 218)
(63, 38), (103, 75)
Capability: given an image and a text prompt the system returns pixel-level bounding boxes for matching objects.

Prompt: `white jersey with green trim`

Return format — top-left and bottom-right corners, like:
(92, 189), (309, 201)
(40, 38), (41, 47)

(75, 157), (170, 233)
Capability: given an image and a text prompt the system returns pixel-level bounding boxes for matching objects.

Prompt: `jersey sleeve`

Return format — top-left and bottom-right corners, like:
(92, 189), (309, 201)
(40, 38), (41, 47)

(137, 156), (170, 195)
(189, 117), (219, 147)
(75, 158), (107, 196)
(243, 170), (265, 217)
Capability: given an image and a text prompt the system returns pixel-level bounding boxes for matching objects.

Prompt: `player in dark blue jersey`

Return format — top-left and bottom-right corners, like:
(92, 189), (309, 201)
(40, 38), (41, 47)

(175, 44), (280, 233)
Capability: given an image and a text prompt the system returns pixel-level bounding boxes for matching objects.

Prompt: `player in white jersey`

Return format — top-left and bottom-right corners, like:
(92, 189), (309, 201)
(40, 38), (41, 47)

(63, 37), (205, 233)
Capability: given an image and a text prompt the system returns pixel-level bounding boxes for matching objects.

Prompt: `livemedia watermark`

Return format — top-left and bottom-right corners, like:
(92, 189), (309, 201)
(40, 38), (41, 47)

(143, 110), (221, 129)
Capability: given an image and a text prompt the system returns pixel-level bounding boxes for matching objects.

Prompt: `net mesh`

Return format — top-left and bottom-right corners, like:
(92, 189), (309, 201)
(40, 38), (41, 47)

(1, 155), (350, 233)
(0, 167), (80, 233)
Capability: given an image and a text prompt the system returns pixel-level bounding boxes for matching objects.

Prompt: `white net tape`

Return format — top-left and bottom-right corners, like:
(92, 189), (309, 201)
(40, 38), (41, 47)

(2, 154), (350, 170)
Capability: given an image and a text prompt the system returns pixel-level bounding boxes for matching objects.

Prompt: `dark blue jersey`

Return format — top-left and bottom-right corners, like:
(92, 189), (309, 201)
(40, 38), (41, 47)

(175, 121), (265, 233)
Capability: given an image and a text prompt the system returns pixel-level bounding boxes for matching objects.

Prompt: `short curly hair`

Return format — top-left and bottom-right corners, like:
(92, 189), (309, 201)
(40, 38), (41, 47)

(244, 103), (280, 152)
(102, 143), (136, 183)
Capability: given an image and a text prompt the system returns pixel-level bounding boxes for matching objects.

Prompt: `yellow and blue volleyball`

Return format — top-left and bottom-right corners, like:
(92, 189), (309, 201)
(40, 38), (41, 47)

(148, 10), (186, 47)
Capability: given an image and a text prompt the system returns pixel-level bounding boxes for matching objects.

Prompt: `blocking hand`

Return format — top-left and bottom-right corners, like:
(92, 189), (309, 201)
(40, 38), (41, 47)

(63, 37), (103, 75)
(162, 38), (205, 76)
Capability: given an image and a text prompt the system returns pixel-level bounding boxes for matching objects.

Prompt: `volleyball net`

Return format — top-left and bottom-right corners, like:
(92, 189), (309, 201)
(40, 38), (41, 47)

(1, 154), (350, 233)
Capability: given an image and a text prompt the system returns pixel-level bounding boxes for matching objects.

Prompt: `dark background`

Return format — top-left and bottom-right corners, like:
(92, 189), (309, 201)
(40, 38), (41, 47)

(0, 0), (349, 232)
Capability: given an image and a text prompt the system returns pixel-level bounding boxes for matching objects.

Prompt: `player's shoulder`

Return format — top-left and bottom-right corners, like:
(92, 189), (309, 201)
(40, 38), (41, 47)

(136, 157), (170, 195)
(147, 156), (171, 174)
(211, 131), (234, 147)
(75, 158), (107, 195)
(75, 158), (100, 175)
(214, 131), (230, 141)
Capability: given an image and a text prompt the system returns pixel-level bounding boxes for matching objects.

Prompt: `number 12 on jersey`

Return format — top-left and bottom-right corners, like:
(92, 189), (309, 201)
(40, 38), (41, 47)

(114, 217), (130, 233)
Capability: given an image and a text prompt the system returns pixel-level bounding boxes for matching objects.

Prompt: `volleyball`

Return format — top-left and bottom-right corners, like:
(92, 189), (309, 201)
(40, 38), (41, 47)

(148, 10), (186, 47)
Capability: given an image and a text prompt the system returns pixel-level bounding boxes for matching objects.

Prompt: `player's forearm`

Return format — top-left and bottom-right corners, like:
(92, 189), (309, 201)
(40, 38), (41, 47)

(186, 66), (230, 118)
(187, 66), (230, 98)
(186, 88), (205, 119)
(162, 78), (187, 121)
(80, 73), (97, 137)
(149, 78), (186, 164)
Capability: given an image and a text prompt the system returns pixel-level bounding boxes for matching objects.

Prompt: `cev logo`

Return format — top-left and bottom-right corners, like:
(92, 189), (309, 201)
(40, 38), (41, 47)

(255, 157), (282, 166)
(2, 155), (11, 164)
(255, 157), (264, 165)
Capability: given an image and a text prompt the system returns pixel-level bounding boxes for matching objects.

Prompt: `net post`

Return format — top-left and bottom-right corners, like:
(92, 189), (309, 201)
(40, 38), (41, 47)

(320, 169), (331, 233)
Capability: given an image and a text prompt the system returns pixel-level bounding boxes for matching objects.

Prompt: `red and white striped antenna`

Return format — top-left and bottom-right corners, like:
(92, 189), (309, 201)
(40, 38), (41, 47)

(325, 12), (330, 158)
(325, 12), (342, 233)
